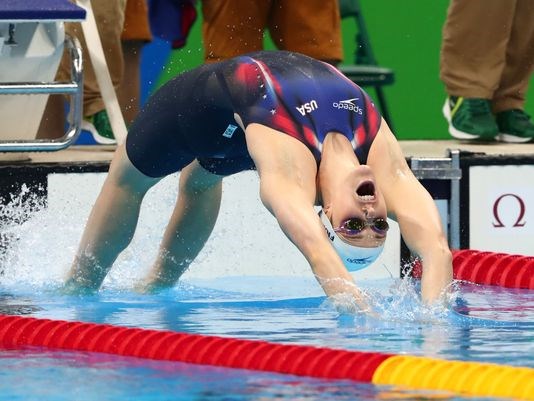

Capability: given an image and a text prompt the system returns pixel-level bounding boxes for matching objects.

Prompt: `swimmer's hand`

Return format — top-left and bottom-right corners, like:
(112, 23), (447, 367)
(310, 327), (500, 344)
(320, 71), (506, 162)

(423, 280), (457, 311)
(317, 276), (378, 317)
(329, 292), (379, 318)
(330, 293), (371, 314)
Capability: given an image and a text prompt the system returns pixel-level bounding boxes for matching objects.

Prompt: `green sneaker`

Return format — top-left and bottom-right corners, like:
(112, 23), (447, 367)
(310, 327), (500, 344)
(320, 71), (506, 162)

(442, 96), (498, 141)
(81, 110), (116, 145)
(496, 109), (534, 143)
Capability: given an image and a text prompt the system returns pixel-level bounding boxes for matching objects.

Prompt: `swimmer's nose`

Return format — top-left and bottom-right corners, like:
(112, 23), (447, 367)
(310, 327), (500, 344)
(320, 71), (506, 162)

(363, 206), (375, 218)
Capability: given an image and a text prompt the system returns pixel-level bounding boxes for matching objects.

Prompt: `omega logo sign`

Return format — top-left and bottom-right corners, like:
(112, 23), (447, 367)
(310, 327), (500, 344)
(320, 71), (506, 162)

(492, 193), (526, 228)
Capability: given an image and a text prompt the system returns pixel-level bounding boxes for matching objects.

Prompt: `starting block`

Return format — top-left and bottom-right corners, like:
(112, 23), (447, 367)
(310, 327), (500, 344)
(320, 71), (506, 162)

(0, 0), (85, 151)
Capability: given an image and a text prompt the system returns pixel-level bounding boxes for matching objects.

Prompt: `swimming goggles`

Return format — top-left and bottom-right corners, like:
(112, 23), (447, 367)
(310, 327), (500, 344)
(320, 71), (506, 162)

(318, 210), (385, 271)
(334, 217), (389, 237)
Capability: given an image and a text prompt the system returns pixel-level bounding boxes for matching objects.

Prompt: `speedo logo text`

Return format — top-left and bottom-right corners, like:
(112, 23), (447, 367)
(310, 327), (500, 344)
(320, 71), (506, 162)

(332, 98), (363, 115)
(296, 100), (318, 116)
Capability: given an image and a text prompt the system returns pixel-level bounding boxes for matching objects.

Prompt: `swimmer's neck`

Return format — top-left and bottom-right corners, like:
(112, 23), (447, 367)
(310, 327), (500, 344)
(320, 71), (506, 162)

(316, 132), (360, 205)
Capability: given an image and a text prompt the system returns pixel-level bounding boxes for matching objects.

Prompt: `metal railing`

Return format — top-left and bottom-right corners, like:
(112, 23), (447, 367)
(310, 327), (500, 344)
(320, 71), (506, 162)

(0, 34), (83, 152)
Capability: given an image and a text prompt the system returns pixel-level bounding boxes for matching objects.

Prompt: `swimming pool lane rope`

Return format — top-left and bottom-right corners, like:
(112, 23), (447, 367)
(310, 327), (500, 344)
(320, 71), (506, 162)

(412, 249), (534, 289)
(1, 314), (533, 400)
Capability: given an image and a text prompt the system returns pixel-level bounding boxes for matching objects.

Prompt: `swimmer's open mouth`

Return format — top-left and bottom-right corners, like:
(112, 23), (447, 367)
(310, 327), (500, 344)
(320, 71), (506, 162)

(356, 181), (376, 201)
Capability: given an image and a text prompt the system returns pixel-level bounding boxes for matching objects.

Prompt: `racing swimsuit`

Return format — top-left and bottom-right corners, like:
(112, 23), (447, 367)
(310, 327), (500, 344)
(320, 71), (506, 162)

(126, 50), (382, 177)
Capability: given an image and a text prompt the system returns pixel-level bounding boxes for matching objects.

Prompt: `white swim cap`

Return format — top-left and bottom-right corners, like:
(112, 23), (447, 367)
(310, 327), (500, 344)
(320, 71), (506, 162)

(319, 209), (384, 272)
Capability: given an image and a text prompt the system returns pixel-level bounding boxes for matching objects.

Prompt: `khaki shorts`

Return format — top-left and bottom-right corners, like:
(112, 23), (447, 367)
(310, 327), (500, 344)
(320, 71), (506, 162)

(122, 0), (152, 42)
(201, 0), (342, 63)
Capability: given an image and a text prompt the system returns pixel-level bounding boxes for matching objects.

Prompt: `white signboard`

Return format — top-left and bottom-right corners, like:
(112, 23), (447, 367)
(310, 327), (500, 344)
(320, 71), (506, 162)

(469, 165), (534, 256)
(47, 171), (400, 283)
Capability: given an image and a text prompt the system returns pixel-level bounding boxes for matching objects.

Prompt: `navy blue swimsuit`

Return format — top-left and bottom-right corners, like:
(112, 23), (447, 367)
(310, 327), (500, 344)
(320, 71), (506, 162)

(126, 51), (382, 177)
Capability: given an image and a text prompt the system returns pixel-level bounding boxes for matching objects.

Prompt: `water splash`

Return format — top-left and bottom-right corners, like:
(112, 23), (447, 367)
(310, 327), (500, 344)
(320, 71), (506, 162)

(0, 185), (55, 287)
(0, 180), (259, 295)
(0, 185), (169, 293)
(321, 274), (459, 325)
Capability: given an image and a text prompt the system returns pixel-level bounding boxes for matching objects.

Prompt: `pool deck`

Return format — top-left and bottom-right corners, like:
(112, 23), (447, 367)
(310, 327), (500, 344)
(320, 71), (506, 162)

(1, 140), (534, 165)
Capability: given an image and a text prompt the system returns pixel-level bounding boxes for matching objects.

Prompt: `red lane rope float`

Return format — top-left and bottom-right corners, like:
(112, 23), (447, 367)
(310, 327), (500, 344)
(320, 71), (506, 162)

(1, 314), (533, 400)
(0, 314), (389, 382)
(412, 249), (534, 289)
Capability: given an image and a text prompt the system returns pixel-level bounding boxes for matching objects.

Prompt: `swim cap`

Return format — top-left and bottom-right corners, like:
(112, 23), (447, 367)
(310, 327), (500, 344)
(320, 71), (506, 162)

(319, 209), (384, 271)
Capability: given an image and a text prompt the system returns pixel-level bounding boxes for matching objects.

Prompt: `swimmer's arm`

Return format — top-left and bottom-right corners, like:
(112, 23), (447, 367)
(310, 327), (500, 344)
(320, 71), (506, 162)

(369, 122), (453, 304)
(388, 179), (453, 304)
(258, 172), (373, 312)
(245, 124), (372, 312)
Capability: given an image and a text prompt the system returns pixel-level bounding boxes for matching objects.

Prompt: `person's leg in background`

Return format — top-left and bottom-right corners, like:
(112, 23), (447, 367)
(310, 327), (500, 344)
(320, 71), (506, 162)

(77, 0), (126, 143)
(36, 92), (66, 140)
(269, 0), (343, 66)
(492, 0), (534, 143)
(118, 0), (152, 126)
(37, 0), (126, 142)
(201, 0), (272, 63)
(440, 0), (515, 141)
(201, 0), (342, 65)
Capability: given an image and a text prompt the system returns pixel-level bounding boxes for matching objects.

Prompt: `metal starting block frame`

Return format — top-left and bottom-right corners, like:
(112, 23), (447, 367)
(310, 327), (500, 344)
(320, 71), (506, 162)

(410, 149), (462, 249)
(0, 0), (85, 152)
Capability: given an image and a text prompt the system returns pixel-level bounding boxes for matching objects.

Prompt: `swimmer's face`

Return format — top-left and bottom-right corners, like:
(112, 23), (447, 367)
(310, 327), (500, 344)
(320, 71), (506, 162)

(330, 165), (388, 248)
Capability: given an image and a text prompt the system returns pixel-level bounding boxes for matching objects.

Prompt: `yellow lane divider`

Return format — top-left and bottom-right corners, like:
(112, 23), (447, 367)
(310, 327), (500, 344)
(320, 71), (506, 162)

(373, 355), (534, 400)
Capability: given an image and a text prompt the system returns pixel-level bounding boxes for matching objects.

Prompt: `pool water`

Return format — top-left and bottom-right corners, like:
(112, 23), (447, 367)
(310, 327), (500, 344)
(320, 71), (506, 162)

(0, 184), (533, 400)
(2, 277), (533, 362)
(0, 276), (532, 401)
(0, 348), (435, 401)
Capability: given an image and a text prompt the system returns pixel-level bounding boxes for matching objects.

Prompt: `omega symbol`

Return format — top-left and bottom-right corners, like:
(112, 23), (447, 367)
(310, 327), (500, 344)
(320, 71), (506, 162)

(492, 193), (526, 228)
